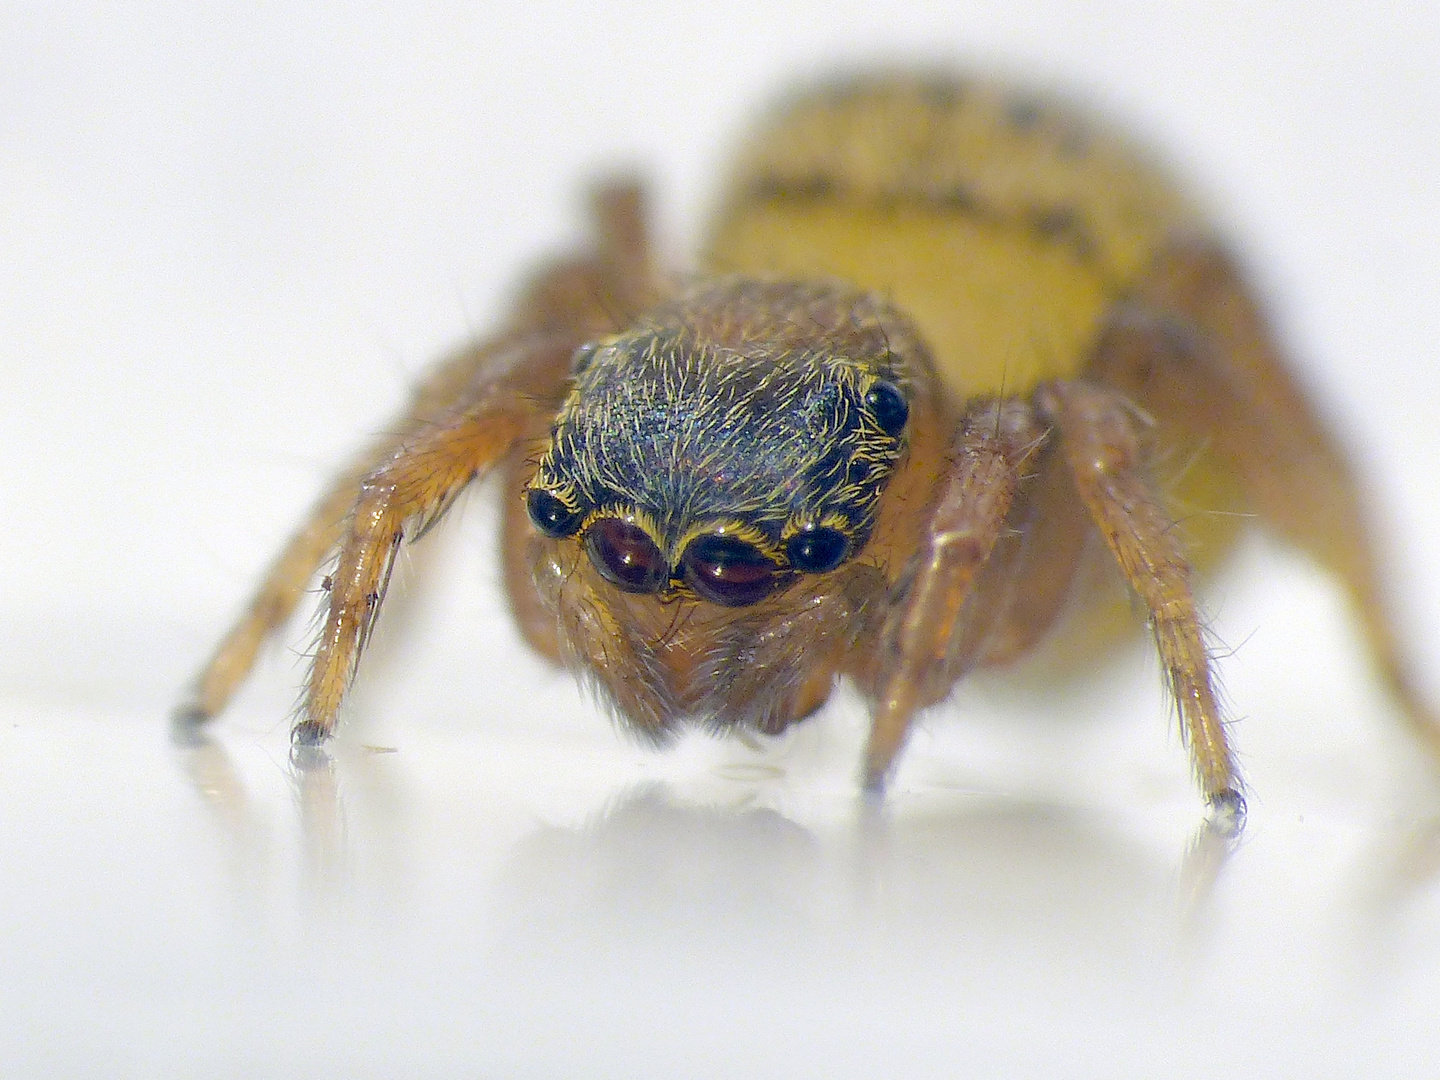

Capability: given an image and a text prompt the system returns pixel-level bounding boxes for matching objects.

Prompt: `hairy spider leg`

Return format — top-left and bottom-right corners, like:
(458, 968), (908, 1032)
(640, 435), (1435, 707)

(863, 398), (1048, 790)
(1096, 239), (1440, 762)
(1037, 379), (1243, 825)
(295, 334), (575, 742)
(181, 184), (653, 729)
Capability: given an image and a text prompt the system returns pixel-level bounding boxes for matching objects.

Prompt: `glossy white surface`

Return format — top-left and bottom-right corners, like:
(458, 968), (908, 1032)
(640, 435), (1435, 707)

(5, 3), (1440, 1076)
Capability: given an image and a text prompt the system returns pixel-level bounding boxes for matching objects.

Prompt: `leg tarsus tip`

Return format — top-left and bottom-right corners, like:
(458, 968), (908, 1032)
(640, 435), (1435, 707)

(291, 720), (329, 748)
(289, 722), (334, 771)
(172, 700), (212, 725)
(1205, 788), (1246, 837)
(861, 766), (890, 801)
(169, 703), (214, 747)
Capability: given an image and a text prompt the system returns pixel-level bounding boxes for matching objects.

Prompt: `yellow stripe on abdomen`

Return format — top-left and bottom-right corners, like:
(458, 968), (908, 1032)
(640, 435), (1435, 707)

(708, 200), (1116, 400)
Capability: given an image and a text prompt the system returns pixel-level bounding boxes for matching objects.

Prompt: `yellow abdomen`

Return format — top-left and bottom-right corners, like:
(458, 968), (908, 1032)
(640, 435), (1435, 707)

(704, 74), (1199, 402)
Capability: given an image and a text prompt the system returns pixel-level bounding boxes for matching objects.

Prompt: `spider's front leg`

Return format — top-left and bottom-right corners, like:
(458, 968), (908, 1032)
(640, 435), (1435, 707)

(863, 398), (1048, 790)
(295, 334), (577, 743)
(176, 324), (567, 727)
(1035, 379), (1244, 829)
(180, 180), (656, 732)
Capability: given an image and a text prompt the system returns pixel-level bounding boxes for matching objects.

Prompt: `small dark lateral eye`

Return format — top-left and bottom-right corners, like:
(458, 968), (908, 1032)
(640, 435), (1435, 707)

(571, 341), (601, 375)
(586, 518), (669, 594)
(682, 535), (779, 607)
(786, 527), (849, 574)
(527, 489), (584, 538)
(865, 381), (909, 436)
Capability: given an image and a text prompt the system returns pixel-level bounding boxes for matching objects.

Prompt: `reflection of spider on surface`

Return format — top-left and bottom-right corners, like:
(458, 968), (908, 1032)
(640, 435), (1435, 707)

(179, 73), (1440, 831)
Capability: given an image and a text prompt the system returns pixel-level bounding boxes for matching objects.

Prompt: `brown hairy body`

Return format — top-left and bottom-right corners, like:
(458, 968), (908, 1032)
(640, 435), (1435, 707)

(181, 73), (1439, 831)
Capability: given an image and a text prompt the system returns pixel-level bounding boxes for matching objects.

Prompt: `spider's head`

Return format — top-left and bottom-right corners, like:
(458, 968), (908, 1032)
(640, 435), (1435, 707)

(524, 277), (931, 607)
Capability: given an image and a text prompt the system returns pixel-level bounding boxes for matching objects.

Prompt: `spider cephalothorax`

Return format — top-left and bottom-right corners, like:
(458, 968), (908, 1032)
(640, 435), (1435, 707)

(526, 279), (926, 608)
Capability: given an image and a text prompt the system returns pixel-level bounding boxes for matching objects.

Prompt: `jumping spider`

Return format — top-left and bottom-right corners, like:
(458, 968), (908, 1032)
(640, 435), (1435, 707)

(180, 73), (1440, 830)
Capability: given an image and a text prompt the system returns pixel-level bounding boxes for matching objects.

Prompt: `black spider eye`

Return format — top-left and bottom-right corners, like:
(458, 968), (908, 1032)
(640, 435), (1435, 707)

(681, 535), (779, 607)
(527, 489), (583, 538)
(586, 518), (668, 593)
(785, 527), (850, 574)
(865, 380), (909, 436)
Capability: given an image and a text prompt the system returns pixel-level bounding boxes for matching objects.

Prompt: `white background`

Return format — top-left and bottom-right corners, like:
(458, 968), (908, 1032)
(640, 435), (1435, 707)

(5, 2), (1440, 1076)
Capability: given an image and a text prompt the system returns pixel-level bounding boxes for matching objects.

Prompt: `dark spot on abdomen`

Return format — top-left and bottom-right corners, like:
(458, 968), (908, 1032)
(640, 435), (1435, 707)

(748, 173), (836, 202)
(1031, 205), (1099, 262)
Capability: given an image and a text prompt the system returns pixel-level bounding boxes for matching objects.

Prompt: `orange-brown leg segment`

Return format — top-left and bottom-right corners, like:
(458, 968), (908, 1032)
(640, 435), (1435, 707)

(942, 435), (1097, 672)
(1095, 237), (1440, 761)
(179, 314), (587, 725)
(1036, 379), (1244, 826)
(295, 333), (578, 743)
(180, 180), (653, 726)
(177, 334), (513, 725)
(863, 399), (1047, 791)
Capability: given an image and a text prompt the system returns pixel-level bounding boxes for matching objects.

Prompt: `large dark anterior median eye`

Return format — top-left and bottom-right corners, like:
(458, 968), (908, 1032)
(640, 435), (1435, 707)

(586, 518), (669, 593)
(682, 535), (779, 607)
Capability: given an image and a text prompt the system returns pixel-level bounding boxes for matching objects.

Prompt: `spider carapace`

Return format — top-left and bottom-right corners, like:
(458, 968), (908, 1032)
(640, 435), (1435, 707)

(182, 73), (1440, 830)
